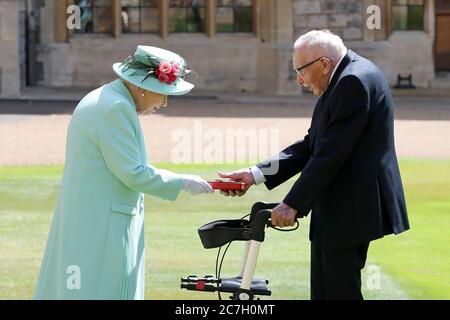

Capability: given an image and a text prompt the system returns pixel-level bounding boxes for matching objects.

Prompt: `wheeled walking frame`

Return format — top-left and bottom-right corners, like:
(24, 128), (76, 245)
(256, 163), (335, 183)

(181, 202), (299, 300)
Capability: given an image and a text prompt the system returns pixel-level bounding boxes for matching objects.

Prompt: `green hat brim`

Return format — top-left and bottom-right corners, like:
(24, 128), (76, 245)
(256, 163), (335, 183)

(113, 63), (194, 96)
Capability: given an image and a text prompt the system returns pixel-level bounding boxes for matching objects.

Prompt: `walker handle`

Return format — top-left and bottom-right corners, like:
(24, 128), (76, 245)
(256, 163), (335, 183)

(250, 209), (272, 242)
(250, 202), (301, 240)
(249, 202), (279, 220)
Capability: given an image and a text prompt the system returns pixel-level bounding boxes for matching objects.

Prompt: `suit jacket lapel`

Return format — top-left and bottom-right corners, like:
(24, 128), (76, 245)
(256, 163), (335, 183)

(308, 50), (357, 151)
(327, 49), (357, 93)
(308, 96), (324, 150)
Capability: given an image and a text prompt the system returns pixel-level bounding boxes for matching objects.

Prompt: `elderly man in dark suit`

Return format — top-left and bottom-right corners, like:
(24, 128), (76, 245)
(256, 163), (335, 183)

(218, 29), (409, 300)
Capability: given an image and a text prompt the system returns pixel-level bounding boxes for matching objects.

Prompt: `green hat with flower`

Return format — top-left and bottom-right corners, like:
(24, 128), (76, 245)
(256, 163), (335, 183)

(113, 45), (195, 95)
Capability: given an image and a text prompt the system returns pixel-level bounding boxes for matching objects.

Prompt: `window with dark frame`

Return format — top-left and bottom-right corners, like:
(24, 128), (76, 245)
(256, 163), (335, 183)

(121, 0), (159, 33)
(75, 0), (112, 33)
(392, 0), (425, 31)
(216, 0), (253, 33)
(169, 0), (206, 33)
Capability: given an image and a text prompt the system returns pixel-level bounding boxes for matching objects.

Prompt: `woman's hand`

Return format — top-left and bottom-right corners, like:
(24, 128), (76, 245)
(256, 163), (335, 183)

(181, 174), (215, 195)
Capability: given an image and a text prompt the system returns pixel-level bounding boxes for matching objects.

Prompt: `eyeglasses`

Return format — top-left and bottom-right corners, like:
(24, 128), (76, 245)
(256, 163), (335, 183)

(294, 56), (333, 76)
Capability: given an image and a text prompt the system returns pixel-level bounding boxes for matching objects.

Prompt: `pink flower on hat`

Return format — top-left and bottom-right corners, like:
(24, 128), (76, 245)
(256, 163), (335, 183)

(153, 61), (180, 84)
(158, 61), (172, 74)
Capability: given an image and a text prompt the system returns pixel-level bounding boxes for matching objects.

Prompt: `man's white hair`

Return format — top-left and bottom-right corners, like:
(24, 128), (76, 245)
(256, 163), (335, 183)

(294, 29), (347, 60)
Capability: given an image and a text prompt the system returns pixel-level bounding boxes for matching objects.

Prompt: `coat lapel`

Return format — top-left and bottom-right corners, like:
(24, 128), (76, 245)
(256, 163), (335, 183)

(327, 49), (357, 91)
(308, 96), (325, 150)
(308, 50), (357, 151)
(109, 79), (149, 163)
(110, 79), (136, 106)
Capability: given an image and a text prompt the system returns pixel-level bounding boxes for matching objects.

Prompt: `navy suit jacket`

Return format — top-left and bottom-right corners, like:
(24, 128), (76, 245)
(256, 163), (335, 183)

(257, 50), (409, 250)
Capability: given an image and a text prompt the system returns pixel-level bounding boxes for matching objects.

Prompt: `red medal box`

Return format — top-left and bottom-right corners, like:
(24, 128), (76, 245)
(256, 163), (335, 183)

(208, 180), (246, 191)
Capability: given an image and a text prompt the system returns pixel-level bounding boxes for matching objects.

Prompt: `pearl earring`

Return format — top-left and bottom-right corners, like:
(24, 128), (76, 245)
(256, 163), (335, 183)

(141, 92), (145, 97)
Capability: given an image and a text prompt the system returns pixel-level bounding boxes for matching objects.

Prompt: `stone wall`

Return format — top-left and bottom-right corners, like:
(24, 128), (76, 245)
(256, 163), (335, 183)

(293, 0), (364, 41)
(389, 31), (434, 88)
(0, 0), (22, 96)
(42, 33), (262, 93)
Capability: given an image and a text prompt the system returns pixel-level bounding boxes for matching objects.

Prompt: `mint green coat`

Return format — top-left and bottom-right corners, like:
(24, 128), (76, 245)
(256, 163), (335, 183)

(34, 79), (184, 300)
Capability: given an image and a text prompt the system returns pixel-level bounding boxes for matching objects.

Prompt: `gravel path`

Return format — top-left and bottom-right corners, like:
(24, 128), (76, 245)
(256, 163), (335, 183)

(0, 98), (449, 166)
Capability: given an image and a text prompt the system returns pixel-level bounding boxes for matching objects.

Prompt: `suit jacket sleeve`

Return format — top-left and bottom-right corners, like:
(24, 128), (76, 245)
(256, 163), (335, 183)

(99, 101), (183, 201)
(256, 131), (311, 190)
(283, 75), (370, 216)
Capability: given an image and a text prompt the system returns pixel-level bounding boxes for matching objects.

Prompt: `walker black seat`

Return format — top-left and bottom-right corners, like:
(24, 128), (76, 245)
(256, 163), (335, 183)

(219, 277), (271, 296)
(198, 219), (251, 249)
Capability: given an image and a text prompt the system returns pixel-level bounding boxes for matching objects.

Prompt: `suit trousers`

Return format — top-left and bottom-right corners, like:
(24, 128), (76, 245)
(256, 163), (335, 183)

(310, 241), (370, 300)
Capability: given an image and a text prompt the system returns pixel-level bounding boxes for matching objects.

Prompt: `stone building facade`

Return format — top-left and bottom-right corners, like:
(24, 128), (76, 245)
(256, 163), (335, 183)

(0, 0), (446, 97)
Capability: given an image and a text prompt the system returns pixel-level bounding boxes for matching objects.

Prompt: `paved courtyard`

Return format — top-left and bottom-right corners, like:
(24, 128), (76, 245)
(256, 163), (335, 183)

(0, 95), (449, 166)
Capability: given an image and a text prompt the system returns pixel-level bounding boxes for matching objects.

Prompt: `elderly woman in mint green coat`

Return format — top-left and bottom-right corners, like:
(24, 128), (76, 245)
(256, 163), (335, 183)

(34, 46), (214, 300)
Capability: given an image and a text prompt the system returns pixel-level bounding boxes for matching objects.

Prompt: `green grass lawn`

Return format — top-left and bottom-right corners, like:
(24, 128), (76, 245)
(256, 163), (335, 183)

(0, 159), (448, 300)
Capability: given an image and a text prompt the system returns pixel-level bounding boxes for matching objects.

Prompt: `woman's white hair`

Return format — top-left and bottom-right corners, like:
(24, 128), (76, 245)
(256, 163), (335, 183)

(293, 29), (347, 60)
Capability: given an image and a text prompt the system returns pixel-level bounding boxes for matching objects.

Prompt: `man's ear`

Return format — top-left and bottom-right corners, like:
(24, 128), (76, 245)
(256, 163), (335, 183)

(322, 59), (333, 75)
